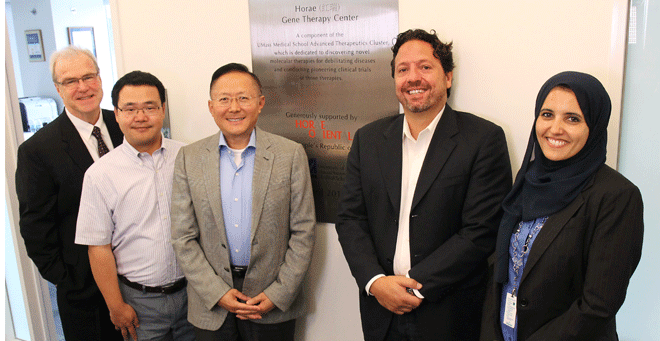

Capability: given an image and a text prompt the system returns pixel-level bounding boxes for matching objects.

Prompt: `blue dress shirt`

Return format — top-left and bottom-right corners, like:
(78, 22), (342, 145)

(219, 131), (256, 267)
(500, 216), (548, 341)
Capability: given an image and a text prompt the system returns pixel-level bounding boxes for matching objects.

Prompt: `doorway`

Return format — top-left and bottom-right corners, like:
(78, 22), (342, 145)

(5, 0), (117, 339)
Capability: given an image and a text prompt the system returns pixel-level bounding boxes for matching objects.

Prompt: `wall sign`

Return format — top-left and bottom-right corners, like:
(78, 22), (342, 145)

(249, 0), (399, 222)
(25, 29), (45, 62)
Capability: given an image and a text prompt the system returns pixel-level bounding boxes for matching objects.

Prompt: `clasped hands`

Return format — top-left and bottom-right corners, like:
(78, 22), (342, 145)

(218, 289), (275, 320)
(370, 275), (423, 315)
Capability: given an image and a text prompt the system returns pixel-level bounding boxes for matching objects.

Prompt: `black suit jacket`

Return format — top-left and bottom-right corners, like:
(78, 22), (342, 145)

(480, 165), (644, 341)
(336, 106), (512, 341)
(16, 109), (123, 301)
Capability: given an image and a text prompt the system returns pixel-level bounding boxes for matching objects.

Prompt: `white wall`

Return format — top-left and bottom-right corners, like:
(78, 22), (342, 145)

(50, 0), (116, 110)
(110, 0), (254, 142)
(109, 1), (633, 340)
(399, 0), (626, 173)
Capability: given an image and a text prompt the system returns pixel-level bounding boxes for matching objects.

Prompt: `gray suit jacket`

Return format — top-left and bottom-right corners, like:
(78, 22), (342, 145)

(171, 128), (315, 330)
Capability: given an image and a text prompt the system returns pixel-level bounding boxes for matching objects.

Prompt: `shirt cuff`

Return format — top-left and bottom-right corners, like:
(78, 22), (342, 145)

(406, 272), (424, 299)
(365, 274), (385, 296)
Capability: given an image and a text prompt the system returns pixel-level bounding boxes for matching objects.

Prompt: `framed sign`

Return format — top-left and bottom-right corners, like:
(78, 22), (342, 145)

(25, 30), (45, 62)
(67, 27), (97, 57)
(249, 0), (399, 222)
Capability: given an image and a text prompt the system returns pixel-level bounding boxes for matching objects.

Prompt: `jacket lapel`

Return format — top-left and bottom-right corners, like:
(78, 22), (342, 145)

(202, 133), (227, 238)
(251, 128), (274, 240)
(59, 111), (94, 172)
(520, 184), (591, 283)
(411, 106), (458, 210)
(379, 115), (404, 212)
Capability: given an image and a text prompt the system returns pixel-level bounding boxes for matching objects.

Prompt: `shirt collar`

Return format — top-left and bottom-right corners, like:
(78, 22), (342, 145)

(121, 134), (167, 159)
(402, 105), (445, 141)
(66, 108), (105, 138)
(218, 129), (257, 150)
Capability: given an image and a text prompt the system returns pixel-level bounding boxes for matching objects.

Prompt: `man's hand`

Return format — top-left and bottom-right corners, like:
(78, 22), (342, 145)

(87, 245), (139, 339)
(218, 289), (261, 317)
(238, 292), (275, 320)
(370, 276), (422, 315)
(108, 302), (140, 341)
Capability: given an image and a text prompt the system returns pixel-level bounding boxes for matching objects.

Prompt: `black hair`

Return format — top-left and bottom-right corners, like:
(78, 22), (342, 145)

(111, 70), (166, 107)
(391, 29), (455, 97)
(209, 63), (262, 96)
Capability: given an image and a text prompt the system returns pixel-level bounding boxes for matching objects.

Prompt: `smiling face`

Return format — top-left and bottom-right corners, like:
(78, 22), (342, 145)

(114, 85), (164, 154)
(209, 71), (265, 149)
(535, 87), (590, 161)
(54, 53), (103, 123)
(393, 40), (452, 117)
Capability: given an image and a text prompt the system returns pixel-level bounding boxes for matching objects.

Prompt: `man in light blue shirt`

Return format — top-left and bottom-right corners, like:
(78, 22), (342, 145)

(171, 63), (316, 341)
(219, 131), (255, 267)
(75, 71), (194, 341)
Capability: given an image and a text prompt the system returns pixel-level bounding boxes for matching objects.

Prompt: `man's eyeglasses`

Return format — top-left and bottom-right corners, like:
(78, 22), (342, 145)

(211, 95), (259, 107)
(117, 106), (162, 116)
(56, 73), (99, 88)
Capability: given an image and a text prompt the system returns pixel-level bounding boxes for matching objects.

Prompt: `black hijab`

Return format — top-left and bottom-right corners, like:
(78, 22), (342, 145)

(495, 71), (612, 283)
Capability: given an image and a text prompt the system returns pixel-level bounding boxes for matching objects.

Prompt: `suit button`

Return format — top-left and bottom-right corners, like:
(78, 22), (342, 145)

(224, 267), (230, 272)
(519, 299), (529, 307)
(221, 244), (227, 248)
(386, 258), (393, 264)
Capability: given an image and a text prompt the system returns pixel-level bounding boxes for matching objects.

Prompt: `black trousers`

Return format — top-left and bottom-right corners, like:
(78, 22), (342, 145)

(384, 310), (422, 341)
(193, 276), (296, 341)
(56, 288), (123, 341)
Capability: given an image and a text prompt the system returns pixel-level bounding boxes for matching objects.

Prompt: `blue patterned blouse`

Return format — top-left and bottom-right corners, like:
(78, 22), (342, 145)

(500, 216), (548, 341)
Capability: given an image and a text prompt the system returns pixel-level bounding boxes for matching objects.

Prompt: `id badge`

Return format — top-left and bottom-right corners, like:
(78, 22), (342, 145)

(503, 292), (517, 328)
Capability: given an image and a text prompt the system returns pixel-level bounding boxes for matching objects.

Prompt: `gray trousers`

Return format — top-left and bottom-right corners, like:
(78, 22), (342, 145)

(118, 281), (195, 341)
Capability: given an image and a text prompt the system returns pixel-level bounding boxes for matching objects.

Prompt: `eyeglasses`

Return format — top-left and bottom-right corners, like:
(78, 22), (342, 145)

(211, 95), (259, 107)
(117, 106), (162, 116)
(56, 73), (99, 88)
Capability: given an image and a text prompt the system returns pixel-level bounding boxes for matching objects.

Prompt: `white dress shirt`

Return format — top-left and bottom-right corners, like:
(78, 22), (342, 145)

(75, 138), (185, 287)
(66, 109), (114, 160)
(365, 106), (445, 298)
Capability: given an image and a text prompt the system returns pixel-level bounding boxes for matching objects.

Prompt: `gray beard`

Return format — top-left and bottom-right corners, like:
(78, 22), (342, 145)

(406, 99), (436, 113)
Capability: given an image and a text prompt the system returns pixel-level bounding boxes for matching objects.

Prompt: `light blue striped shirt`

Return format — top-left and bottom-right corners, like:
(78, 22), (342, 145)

(219, 131), (256, 267)
(75, 137), (185, 287)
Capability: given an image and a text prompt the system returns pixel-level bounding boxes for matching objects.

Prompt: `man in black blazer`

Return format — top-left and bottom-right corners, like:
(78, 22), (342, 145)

(336, 29), (512, 341)
(15, 46), (123, 340)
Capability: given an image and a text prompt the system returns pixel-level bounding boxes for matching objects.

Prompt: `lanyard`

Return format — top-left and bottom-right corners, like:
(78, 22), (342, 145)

(510, 217), (547, 296)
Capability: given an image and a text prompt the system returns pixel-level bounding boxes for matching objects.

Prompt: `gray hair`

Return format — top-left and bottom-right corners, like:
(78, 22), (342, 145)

(49, 46), (100, 83)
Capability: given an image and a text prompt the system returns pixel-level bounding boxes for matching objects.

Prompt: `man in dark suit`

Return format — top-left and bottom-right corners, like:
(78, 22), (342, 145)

(336, 29), (512, 341)
(15, 46), (123, 341)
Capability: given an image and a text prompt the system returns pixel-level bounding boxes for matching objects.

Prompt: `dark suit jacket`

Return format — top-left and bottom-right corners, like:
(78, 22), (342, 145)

(336, 106), (512, 341)
(16, 109), (123, 301)
(480, 165), (644, 341)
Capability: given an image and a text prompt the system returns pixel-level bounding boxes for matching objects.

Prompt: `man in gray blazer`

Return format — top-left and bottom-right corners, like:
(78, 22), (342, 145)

(171, 63), (315, 341)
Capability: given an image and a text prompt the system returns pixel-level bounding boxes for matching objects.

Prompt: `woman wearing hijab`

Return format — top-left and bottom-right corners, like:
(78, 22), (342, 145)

(480, 71), (644, 341)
